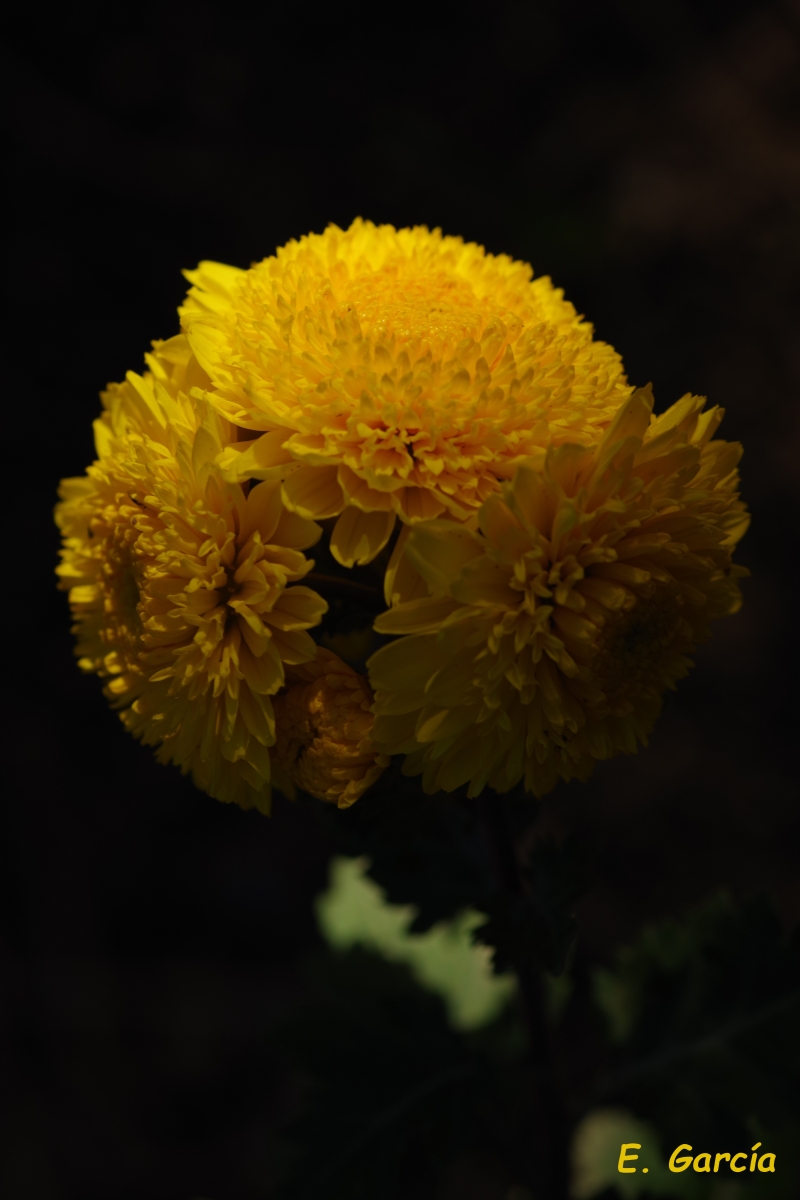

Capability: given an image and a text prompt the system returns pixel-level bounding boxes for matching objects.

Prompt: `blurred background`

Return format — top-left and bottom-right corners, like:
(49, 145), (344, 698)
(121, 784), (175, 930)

(2, 1), (799, 1196)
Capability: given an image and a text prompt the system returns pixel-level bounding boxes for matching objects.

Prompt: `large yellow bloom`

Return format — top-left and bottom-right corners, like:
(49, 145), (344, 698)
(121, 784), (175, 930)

(55, 336), (327, 813)
(368, 387), (748, 798)
(179, 219), (633, 567)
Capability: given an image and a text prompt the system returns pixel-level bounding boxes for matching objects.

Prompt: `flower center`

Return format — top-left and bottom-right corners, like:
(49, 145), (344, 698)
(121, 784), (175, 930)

(118, 564), (143, 634)
(343, 267), (504, 353)
(101, 522), (144, 654)
(594, 592), (683, 707)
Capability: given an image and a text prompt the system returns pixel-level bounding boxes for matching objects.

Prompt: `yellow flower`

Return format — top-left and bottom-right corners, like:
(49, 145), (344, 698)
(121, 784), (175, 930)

(368, 387), (749, 798)
(55, 338), (327, 813)
(178, 219), (633, 567)
(271, 647), (389, 808)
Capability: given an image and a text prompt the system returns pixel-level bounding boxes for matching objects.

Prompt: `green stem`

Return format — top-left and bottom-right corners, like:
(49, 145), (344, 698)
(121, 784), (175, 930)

(479, 794), (571, 1200)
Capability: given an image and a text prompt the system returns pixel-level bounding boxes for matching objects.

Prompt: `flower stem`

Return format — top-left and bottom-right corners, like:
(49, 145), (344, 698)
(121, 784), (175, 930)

(479, 794), (571, 1200)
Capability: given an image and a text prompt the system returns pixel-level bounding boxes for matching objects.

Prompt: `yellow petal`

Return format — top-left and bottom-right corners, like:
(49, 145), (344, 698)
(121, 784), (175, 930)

(383, 524), (428, 606)
(416, 704), (474, 743)
(244, 734), (273, 779)
(368, 634), (448, 713)
(478, 495), (529, 558)
(182, 259), (246, 306)
(268, 585), (327, 630)
(282, 465), (344, 520)
(93, 417), (113, 458)
(551, 608), (596, 644)
(369, 709), (420, 754)
(191, 424), (221, 488)
(236, 691), (277, 744)
(579, 576), (632, 611)
(421, 652), (479, 707)
(544, 442), (593, 495)
(217, 429), (294, 484)
(592, 562), (651, 587)
(405, 520), (484, 597)
(239, 641), (284, 694)
(603, 384), (654, 444)
(394, 485), (447, 522)
(338, 463), (396, 511)
(239, 480), (283, 545)
(691, 405), (724, 446)
(330, 505), (396, 567)
(374, 594), (460, 635)
(268, 626), (318, 665)
(450, 557), (518, 608)
(506, 464), (554, 538)
(646, 392), (706, 441)
(272, 507), (322, 551)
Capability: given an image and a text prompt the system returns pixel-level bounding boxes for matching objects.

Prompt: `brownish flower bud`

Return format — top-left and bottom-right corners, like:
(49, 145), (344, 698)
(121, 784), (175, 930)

(272, 647), (389, 807)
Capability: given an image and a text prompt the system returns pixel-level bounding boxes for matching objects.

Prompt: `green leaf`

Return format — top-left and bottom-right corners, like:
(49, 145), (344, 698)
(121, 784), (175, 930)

(316, 855), (516, 1031)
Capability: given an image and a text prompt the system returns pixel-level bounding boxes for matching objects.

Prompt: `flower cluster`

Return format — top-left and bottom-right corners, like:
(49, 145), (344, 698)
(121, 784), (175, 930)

(56, 220), (748, 810)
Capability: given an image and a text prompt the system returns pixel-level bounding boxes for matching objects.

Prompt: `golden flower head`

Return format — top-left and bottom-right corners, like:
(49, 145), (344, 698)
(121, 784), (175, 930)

(178, 219), (633, 568)
(271, 647), (389, 808)
(368, 386), (749, 798)
(55, 336), (327, 813)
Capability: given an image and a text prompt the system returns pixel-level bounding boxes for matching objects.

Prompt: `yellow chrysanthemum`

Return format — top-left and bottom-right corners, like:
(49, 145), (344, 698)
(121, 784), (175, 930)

(178, 219), (633, 567)
(55, 337), (327, 813)
(271, 647), (389, 808)
(368, 386), (749, 798)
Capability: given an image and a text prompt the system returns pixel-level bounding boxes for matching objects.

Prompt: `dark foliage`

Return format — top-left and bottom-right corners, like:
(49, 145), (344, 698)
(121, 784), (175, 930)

(269, 950), (484, 1200)
(267, 888), (800, 1199)
(474, 836), (592, 977)
(591, 894), (800, 1188)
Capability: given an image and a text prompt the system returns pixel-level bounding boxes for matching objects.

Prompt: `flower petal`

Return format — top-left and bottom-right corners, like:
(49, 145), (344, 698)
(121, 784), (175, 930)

(330, 505), (396, 567)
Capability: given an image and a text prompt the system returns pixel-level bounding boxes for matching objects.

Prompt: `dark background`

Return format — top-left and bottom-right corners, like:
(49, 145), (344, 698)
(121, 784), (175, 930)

(3, 1), (799, 1196)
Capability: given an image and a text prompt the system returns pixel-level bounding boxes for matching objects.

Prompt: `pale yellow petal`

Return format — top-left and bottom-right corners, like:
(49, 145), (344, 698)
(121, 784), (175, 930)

(383, 524), (428, 606)
(330, 505), (396, 567)
(239, 480), (284, 545)
(404, 521), (484, 597)
(374, 594), (461, 635)
(217, 430), (294, 484)
(368, 634), (449, 713)
(282, 464), (344, 520)
(338, 464), (396, 511)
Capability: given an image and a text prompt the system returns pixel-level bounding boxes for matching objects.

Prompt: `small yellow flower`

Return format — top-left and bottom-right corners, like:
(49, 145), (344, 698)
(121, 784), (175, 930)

(179, 219), (632, 567)
(368, 387), (748, 798)
(271, 647), (389, 808)
(55, 338), (327, 813)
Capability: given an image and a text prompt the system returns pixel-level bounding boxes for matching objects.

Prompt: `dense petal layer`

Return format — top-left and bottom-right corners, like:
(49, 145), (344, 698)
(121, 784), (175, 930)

(179, 219), (634, 561)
